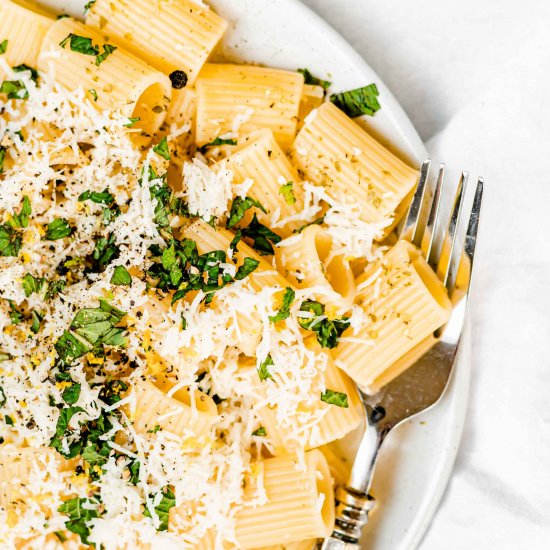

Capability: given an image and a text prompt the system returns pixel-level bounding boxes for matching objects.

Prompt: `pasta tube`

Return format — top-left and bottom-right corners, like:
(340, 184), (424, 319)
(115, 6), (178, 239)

(37, 18), (171, 146)
(256, 339), (362, 453)
(86, 0), (227, 86)
(224, 129), (305, 237)
(291, 102), (417, 234)
(333, 240), (452, 392)
(235, 450), (335, 548)
(0, 0), (53, 77)
(195, 63), (304, 148)
(275, 225), (356, 308)
(128, 378), (218, 438)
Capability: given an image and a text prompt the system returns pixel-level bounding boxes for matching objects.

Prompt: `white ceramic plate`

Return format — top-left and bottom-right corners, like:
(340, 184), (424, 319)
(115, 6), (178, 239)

(35, 1), (471, 548)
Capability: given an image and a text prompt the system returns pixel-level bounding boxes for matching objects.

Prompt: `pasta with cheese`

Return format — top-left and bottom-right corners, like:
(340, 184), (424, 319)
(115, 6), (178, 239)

(0, 0), (453, 548)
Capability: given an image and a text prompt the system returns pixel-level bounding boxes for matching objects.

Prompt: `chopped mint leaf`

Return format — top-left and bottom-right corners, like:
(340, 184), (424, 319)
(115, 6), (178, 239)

(110, 265), (132, 286)
(321, 389), (349, 408)
(59, 33), (99, 56)
(78, 189), (114, 205)
(124, 116), (140, 127)
(198, 137), (237, 154)
(44, 218), (72, 240)
(235, 257), (259, 280)
(22, 273), (45, 297)
(0, 225), (22, 256)
(269, 287), (295, 323)
(258, 354), (274, 381)
(279, 181), (296, 205)
(298, 300), (350, 349)
(153, 137), (170, 160)
(143, 487), (176, 531)
(58, 497), (101, 545)
(330, 83), (381, 117)
(241, 213), (281, 255)
(7, 196), (31, 228)
(227, 196), (266, 229)
(298, 68), (331, 90)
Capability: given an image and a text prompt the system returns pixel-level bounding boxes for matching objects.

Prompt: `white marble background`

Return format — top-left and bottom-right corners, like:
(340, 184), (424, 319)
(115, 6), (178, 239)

(301, 1), (550, 548)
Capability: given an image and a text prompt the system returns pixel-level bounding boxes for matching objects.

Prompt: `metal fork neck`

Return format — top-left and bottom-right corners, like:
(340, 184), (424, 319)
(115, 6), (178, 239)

(319, 487), (375, 549)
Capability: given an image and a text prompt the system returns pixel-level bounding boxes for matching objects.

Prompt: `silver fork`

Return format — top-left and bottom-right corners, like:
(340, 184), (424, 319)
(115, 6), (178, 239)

(320, 159), (484, 549)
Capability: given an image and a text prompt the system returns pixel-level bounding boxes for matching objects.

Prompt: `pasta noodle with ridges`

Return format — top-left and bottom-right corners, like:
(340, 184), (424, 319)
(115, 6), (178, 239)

(291, 101), (418, 235)
(334, 240), (452, 391)
(86, 0), (227, 86)
(255, 338), (362, 453)
(275, 224), (357, 309)
(234, 450), (335, 548)
(37, 17), (171, 145)
(195, 63), (304, 148)
(127, 378), (218, 438)
(224, 128), (305, 237)
(0, 0), (53, 77)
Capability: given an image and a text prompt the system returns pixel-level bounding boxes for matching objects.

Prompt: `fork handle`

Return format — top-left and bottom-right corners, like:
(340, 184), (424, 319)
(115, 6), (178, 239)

(318, 487), (375, 549)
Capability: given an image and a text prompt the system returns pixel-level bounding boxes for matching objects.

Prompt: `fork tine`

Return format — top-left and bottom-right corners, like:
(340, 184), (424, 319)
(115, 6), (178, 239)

(435, 171), (468, 289)
(421, 163), (445, 267)
(463, 177), (484, 265)
(450, 176), (484, 297)
(399, 159), (431, 245)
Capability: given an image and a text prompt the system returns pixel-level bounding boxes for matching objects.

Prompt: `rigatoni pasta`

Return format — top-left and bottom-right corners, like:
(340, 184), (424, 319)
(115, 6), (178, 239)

(334, 240), (452, 391)
(129, 378), (218, 438)
(86, 0), (227, 86)
(275, 225), (356, 308)
(195, 63), (304, 148)
(37, 17), (171, 145)
(224, 129), (305, 236)
(0, 0), (53, 76)
(291, 101), (418, 233)
(235, 450), (334, 548)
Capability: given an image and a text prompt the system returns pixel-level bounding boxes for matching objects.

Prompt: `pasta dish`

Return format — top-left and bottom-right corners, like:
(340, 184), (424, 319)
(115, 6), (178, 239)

(0, 0), (452, 548)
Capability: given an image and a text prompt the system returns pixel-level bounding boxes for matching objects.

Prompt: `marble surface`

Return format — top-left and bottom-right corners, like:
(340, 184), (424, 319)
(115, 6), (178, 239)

(301, 1), (550, 548)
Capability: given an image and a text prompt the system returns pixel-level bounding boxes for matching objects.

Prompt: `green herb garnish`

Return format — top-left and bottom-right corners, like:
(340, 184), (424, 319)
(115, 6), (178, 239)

(321, 389), (349, 408)
(143, 488), (176, 531)
(22, 273), (45, 297)
(78, 189), (114, 205)
(54, 299), (127, 363)
(110, 265), (132, 286)
(279, 182), (296, 205)
(58, 497), (101, 545)
(241, 213), (281, 255)
(124, 116), (140, 127)
(153, 137), (170, 160)
(198, 137), (237, 154)
(88, 88), (98, 101)
(7, 196), (31, 229)
(0, 225), (22, 256)
(0, 40), (7, 55)
(330, 83), (380, 117)
(298, 68), (331, 90)
(298, 300), (350, 349)
(44, 218), (72, 240)
(95, 43), (117, 66)
(252, 426), (266, 437)
(269, 287), (295, 323)
(258, 354), (274, 381)
(227, 196), (266, 229)
(59, 34), (98, 56)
